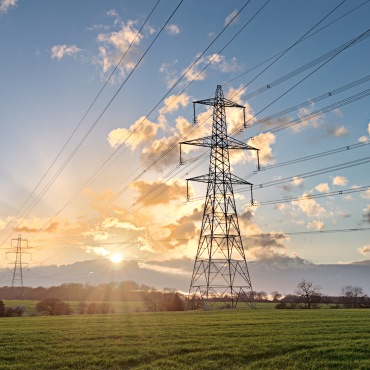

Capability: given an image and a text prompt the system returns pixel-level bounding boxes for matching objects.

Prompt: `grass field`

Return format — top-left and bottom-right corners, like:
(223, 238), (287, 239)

(2, 300), (146, 315)
(0, 307), (369, 369)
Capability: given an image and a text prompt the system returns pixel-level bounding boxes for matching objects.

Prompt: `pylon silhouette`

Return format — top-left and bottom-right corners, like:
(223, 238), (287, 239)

(7, 235), (30, 300)
(180, 85), (259, 309)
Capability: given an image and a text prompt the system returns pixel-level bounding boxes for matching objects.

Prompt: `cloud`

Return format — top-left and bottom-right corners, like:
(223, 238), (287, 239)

(291, 105), (322, 133)
(131, 178), (189, 206)
(224, 9), (240, 25)
(0, 0), (16, 14)
(332, 176), (348, 186)
(159, 93), (190, 117)
(292, 177), (303, 186)
(85, 246), (110, 257)
(361, 189), (370, 199)
(237, 209), (289, 259)
(95, 19), (142, 80)
(315, 183), (330, 193)
(332, 126), (348, 137)
(362, 205), (370, 224)
(292, 193), (327, 217)
(102, 217), (144, 231)
(159, 60), (179, 88)
(14, 222), (58, 234)
(161, 54), (242, 88)
(307, 220), (324, 231)
(108, 116), (159, 149)
(106, 9), (121, 25)
(358, 245), (370, 255)
(246, 132), (276, 165)
(141, 135), (179, 171)
(166, 24), (180, 35)
(156, 208), (202, 249)
(338, 211), (350, 218)
(51, 45), (81, 60)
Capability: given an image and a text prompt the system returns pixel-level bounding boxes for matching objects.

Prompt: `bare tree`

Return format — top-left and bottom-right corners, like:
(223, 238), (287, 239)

(340, 286), (368, 308)
(271, 291), (282, 302)
(295, 279), (321, 309)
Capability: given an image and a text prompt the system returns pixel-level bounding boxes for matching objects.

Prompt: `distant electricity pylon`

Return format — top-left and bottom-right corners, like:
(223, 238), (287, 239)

(180, 85), (259, 309)
(7, 235), (31, 300)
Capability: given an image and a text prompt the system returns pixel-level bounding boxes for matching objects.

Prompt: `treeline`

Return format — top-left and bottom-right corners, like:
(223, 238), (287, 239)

(274, 280), (370, 309)
(0, 281), (153, 301)
(0, 301), (25, 317)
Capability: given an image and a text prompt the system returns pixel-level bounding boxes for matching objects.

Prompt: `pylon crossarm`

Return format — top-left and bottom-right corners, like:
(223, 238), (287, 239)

(194, 97), (244, 109)
(187, 173), (253, 186)
(180, 136), (213, 148)
(226, 136), (258, 151)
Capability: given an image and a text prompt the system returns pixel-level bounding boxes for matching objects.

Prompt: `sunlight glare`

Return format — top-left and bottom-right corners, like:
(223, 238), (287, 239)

(110, 254), (123, 264)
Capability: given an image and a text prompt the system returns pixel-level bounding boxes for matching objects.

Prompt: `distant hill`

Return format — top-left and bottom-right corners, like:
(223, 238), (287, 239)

(0, 258), (368, 295)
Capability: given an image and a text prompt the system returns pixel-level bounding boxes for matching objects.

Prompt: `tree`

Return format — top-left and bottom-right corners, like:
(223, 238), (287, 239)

(36, 298), (72, 316)
(295, 279), (322, 309)
(271, 291), (282, 301)
(255, 291), (268, 301)
(340, 286), (369, 308)
(0, 300), (5, 317)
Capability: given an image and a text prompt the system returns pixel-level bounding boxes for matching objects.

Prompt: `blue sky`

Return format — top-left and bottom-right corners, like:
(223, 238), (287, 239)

(0, 0), (369, 272)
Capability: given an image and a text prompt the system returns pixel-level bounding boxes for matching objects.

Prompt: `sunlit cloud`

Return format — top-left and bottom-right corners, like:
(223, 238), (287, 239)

(166, 24), (180, 35)
(307, 220), (324, 231)
(338, 211), (350, 218)
(102, 217), (144, 231)
(131, 178), (190, 207)
(158, 93), (190, 123)
(14, 222), (58, 234)
(0, 0), (16, 14)
(358, 245), (370, 255)
(106, 9), (120, 25)
(85, 245), (110, 256)
(108, 116), (159, 149)
(361, 189), (370, 199)
(245, 132), (276, 165)
(292, 177), (303, 186)
(291, 104), (322, 133)
(332, 125), (348, 137)
(362, 205), (370, 224)
(51, 45), (81, 60)
(332, 176), (348, 186)
(161, 54), (242, 88)
(315, 183), (330, 193)
(292, 193), (327, 217)
(95, 18), (142, 80)
(237, 209), (289, 260)
(224, 9), (240, 25)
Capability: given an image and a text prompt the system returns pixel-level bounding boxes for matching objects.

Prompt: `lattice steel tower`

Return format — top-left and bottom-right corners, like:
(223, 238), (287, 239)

(180, 85), (259, 309)
(7, 235), (30, 300)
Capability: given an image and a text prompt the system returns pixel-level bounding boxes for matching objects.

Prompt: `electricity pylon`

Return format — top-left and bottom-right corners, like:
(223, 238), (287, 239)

(7, 235), (30, 300)
(180, 85), (259, 309)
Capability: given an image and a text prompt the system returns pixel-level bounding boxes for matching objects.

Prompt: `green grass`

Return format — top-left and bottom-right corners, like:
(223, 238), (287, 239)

(2, 300), (145, 315)
(0, 308), (369, 369)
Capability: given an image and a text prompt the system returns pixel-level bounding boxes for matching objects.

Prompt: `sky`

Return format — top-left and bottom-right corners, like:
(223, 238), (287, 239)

(0, 0), (369, 282)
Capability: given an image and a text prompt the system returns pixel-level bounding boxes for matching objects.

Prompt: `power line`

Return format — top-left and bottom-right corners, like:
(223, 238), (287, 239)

(257, 185), (370, 206)
(237, 27), (370, 133)
(0, 0), (162, 244)
(18, 1), (260, 240)
(247, 74), (370, 128)
(94, 2), (352, 212)
(253, 88), (370, 136)
(186, 157), (370, 202)
(1, 0), (184, 247)
(224, 0), (370, 86)
(260, 141), (370, 171)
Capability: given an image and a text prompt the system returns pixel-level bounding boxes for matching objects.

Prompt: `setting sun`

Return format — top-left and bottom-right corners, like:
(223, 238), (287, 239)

(110, 254), (123, 264)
